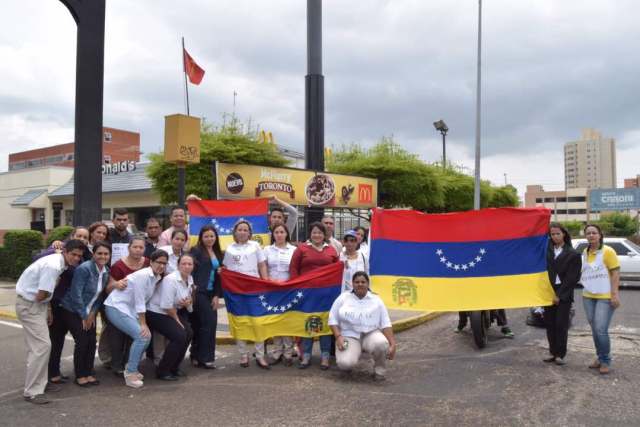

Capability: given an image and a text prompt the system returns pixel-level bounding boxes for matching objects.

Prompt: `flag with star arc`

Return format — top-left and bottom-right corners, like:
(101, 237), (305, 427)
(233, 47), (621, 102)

(369, 207), (555, 311)
(188, 199), (270, 250)
(221, 262), (344, 341)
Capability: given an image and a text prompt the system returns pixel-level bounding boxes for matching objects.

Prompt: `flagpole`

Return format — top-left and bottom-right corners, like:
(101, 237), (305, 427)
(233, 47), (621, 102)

(178, 37), (188, 207)
(182, 36), (190, 117)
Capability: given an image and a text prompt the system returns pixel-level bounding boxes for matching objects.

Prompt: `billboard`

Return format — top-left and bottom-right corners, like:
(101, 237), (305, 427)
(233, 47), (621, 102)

(216, 162), (378, 209)
(589, 188), (640, 211)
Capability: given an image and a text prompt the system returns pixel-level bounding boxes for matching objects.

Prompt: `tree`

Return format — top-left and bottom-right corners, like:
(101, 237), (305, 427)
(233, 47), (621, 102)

(560, 220), (583, 237)
(596, 212), (639, 237)
(326, 137), (445, 211)
(326, 137), (519, 212)
(488, 184), (520, 208)
(147, 117), (289, 204)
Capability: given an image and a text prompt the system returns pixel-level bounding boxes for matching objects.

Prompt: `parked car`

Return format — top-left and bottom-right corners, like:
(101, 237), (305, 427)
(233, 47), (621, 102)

(572, 237), (640, 281)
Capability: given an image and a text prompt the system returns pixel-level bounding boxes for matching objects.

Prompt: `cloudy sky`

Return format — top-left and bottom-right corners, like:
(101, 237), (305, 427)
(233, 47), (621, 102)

(2, 0), (639, 198)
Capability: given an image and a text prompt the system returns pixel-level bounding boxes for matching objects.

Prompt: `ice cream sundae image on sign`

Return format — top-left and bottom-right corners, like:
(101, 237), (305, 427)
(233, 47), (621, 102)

(305, 173), (336, 206)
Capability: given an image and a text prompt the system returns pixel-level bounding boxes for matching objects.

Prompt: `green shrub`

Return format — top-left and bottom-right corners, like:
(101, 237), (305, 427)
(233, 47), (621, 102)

(3, 230), (44, 279)
(46, 225), (74, 247)
(0, 247), (11, 279)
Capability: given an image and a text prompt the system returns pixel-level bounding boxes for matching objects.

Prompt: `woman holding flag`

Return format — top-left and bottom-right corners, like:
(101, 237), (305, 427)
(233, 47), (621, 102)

(263, 224), (297, 366)
(223, 220), (269, 369)
(289, 222), (339, 370)
(580, 224), (621, 375)
(189, 225), (223, 369)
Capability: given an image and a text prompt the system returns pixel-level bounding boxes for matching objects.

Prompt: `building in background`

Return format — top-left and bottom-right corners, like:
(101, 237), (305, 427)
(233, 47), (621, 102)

(564, 128), (616, 190)
(8, 127), (140, 171)
(624, 175), (640, 188)
(524, 185), (599, 223)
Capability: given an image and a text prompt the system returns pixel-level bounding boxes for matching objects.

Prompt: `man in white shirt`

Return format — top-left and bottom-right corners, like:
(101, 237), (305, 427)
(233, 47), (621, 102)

(322, 215), (343, 254)
(158, 206), (189, 249)
(15, 240), (86, 404)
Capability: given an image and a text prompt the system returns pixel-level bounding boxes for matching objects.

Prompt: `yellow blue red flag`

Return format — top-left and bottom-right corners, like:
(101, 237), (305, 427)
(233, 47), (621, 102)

(188, 199), (270, 250)
(221, 262), (343, 342)
(369, 207), (555, 311)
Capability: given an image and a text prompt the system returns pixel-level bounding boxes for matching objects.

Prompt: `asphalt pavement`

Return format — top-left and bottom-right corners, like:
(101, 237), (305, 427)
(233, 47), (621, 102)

(0, 289), (638, 426)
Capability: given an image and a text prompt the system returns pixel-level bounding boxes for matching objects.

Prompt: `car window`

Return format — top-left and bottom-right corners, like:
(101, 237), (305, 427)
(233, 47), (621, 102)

(624, 239), (640, 253)
(607, 242), (630, 256)
(575, 243), (588, 253)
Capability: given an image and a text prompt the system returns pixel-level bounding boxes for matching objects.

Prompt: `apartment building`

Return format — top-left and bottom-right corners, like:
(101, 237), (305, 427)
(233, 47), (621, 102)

(564, 128), (616, 190)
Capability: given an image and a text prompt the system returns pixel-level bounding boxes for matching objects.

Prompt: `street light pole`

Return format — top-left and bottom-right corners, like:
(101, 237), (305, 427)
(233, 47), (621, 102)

(433, 119), (448, 170)
(473, 0), (482, 210)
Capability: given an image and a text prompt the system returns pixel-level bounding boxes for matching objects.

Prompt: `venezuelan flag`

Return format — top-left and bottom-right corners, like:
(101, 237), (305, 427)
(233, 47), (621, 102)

(221, 262), (343, 342)
(188, 199), (270, 250)
(370, 207), (555, 311)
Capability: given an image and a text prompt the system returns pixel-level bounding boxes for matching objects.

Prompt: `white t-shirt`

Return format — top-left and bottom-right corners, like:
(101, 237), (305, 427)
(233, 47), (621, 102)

(148, 270), (194, 314)
(339, 250), (369, 293)
(86, 264), (106, 316)
(16, 253), (66, 303)
(263, 243), (296, 282)
(328, 291), (392, 339)
(223, 240), (266, 278)
(104, 267), (160, 319)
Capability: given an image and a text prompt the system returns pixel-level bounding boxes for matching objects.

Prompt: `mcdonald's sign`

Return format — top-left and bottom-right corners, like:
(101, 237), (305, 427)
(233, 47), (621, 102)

(358, 184), (373, 204)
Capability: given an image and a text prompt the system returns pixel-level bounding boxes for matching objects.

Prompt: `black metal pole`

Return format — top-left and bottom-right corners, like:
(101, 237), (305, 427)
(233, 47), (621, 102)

(304, 0), (325, 235)
(60, 0), (105, 227)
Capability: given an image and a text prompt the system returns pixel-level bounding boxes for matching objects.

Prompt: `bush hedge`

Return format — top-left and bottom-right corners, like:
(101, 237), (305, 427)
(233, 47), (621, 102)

(2, 230), (44, 279)
(0, 246), (11, 279)
(46, 225), (74, 247)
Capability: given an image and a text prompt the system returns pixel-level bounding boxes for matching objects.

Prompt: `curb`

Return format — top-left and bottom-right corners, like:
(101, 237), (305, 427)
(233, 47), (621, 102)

(0, 309), (443, 344)
(0, 309), (17, 321)
(392, 311), (444, 333)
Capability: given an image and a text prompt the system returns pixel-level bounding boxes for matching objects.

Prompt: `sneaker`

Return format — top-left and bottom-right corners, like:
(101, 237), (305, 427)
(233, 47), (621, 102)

(24, 394), (50, 405)
(501, 327), (515, 338)
(124, 371), (144, 388)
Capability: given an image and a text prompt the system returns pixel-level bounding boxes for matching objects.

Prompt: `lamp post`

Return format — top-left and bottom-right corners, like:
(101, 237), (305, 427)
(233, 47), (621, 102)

(433, 119), (448, 169)
(473, 0), (482, 210)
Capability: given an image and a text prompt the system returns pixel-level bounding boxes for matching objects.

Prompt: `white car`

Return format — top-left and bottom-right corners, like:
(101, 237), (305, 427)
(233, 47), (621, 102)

(572, 237), (640, 280)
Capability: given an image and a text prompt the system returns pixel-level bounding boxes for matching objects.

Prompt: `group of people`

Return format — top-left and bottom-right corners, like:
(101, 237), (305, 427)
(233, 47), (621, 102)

(15, 196), (395, 404)
(14, 198), (623, 405)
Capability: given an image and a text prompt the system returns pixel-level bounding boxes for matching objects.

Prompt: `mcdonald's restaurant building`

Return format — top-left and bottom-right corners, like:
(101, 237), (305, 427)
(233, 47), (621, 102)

(0, 149), (375, 242)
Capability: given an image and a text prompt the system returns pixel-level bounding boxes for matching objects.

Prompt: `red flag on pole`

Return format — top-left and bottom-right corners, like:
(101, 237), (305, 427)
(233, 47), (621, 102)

(183, 48), (205, 85)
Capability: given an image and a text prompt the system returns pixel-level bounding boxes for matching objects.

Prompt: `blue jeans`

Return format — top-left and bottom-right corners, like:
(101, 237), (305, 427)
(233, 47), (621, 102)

(582, 297), (615, 366)
(301, 335), (332, 359)
(105, 306), (150, 374)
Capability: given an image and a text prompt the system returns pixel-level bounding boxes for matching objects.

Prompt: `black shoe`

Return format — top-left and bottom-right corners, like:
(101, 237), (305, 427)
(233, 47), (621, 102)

(88, 378), (100, 386)
(172, 369), (188, 377)
(74, 379), (91, 388)
(157, 374), (179, 381)
(48, 376), (68, 384)
(195, 361), (216, 370)
(24, 394), (50, 405)
(543, 356), (556, 363)
(45, 382), (62, 393)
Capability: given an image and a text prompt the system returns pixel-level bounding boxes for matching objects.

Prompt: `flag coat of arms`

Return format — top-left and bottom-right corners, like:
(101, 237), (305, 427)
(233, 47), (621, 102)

(188, 199), (270, 250)
(221, 262), (343, 342)
(369, 207), (555, 311)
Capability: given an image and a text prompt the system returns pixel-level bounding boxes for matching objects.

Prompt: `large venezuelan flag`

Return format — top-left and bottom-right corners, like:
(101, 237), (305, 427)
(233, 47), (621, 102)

(370, 207), (554, 311)
(221, 262), (343, 341)
(188, 199), (270, 250)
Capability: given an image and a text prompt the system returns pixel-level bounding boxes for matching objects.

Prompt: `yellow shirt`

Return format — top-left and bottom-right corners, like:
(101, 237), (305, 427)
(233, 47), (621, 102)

(582, 245), (620, 299)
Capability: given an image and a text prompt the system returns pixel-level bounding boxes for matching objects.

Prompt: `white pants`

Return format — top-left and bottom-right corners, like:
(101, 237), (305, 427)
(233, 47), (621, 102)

(237, 340), (265, 358)
(269, 336), (294, 359)
(15, 297), (51, 397)
(336, 330), (389, 376)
